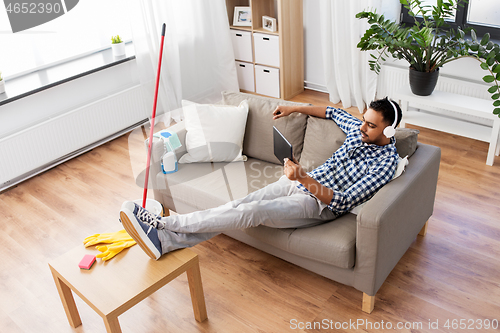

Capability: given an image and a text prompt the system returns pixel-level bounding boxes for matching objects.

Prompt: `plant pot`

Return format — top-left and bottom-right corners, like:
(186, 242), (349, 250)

(112, 42), (126, 57)
(409, 67), (439, 96)
(0, 80), (5, 94)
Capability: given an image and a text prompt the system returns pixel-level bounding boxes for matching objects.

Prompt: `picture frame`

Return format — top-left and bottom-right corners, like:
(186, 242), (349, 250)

(233, 7), (252, 27)
(262, 15), (276, 32)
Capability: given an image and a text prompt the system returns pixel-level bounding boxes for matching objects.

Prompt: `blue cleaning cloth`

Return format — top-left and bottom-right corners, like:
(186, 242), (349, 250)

(153, 130), (182, 152)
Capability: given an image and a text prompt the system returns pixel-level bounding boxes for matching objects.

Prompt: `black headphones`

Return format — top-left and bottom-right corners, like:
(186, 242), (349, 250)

(383, 100), (398, 138)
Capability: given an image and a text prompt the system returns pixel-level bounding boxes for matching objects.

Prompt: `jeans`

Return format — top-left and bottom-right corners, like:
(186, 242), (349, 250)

(157, 176), (337, 254)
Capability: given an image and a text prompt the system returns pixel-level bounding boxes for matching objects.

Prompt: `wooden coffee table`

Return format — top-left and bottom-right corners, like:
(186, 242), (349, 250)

(49, 245), (207, 333)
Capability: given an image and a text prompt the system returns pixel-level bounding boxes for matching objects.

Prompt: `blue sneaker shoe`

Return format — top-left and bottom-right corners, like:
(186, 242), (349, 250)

(120, 201), (162, 260)
(122, 202), (165, 230)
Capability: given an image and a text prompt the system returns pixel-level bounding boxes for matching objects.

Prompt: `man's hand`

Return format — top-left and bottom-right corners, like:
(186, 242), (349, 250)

(273, 106), (295, 120)
(273, 105), (328, 120)
(284, 157), (307, 181)
(285, 157), (335, 207)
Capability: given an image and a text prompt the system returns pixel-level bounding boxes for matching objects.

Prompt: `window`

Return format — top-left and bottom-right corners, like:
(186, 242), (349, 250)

(467, 0), (500, 29)
(0, 0), (132, 79)
(401, 0), (500, 40)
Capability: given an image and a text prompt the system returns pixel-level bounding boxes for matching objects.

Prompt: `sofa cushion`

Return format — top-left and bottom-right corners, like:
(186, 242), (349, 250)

(155, 157), (284, 214)
(395, 128), (419, 158)
(221, 91), (309, 164)
(244, 213), (357, 268)
(299, 115), (347, 171)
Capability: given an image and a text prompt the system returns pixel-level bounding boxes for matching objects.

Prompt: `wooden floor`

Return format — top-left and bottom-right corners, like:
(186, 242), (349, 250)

(1, 89), (499, 332)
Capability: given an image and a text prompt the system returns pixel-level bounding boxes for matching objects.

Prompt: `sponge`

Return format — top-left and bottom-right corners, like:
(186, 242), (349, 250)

(78, 255), (96, 270)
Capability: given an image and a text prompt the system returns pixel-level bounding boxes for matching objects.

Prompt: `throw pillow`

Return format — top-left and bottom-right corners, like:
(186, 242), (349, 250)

(178, 100), (249, 163)
(394, 128), (419, 158)
(221, 91), (309, 164)
(299, 116), (347, 171)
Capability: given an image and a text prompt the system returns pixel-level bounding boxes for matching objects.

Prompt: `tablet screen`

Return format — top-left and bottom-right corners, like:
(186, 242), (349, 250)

(273, 126), (293, 165)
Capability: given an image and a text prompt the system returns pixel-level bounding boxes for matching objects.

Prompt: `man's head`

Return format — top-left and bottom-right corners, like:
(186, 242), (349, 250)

(360, 97), (402, 146)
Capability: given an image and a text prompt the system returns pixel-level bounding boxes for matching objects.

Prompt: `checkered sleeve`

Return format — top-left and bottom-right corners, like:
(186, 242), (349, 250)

(328, 154), (398, 214)
(325, 106), (362, 134)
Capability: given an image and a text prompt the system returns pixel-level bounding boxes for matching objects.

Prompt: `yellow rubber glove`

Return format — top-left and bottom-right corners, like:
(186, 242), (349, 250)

(84, 229), (134, 247)
(95, 240), (136, 261)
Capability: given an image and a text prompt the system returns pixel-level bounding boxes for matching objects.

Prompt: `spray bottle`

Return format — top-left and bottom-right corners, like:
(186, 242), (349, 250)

(160, 132), (178, 174)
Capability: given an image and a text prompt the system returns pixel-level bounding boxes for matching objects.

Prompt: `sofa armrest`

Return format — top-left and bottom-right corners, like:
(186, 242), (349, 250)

(353, 143), (441, 296)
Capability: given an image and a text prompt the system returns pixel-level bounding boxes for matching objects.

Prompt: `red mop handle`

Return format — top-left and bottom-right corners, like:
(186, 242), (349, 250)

(142, 23), (166, 208)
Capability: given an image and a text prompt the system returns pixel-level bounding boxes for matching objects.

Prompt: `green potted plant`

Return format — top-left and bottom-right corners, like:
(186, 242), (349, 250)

(356, 0), (500, 117)
(0, 71), (5, 94)
(111, 35), (125, 57)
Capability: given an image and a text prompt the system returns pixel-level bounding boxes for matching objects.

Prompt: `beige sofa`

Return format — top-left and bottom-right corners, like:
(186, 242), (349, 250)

(144, 91), (441, 313)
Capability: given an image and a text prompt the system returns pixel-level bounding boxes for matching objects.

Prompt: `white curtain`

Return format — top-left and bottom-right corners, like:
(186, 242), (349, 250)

(319, 0), (400, 113)
(130, 0), (239, 124)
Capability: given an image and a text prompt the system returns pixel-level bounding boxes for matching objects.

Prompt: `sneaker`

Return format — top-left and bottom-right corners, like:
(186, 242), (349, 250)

(121, 202), (165, 229)
(120, 202), (162, 260)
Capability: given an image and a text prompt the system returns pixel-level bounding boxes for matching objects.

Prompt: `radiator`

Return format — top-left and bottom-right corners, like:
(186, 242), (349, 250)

(0, 85), (148, 191)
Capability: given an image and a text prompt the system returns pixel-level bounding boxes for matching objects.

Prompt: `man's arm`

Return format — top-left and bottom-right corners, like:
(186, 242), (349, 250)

(297, 173), (334, 206)
(284, 158), (334, 206)
(284, 155), (398, 213)
(274, 105), (361, 135)
(326, 107), (362, 134)
(273, 105), (327, 120)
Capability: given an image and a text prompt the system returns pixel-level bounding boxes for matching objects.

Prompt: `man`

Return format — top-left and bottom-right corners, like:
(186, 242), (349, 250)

(120, 97), (402, 260)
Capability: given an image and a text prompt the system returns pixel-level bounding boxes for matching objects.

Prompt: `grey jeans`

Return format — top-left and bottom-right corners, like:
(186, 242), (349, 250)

(157, 176), (337, 254)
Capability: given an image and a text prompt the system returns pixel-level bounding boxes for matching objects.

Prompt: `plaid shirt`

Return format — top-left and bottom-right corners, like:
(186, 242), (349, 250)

(298, 106), (398, 216)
